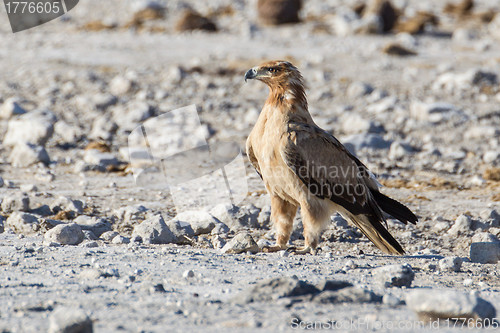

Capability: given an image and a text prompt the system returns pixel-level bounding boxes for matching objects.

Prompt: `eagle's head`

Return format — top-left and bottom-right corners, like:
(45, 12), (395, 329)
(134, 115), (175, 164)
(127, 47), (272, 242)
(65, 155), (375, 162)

(244, 60), (303, 88)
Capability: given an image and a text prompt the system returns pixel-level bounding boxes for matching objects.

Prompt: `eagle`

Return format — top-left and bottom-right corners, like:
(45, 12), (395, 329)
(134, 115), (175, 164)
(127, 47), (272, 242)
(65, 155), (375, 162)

(244, 60), (418, 255)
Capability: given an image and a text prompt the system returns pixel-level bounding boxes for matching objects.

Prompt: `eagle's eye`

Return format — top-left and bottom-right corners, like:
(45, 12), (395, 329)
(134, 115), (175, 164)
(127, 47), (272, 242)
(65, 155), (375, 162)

(267, 67), (278, 74)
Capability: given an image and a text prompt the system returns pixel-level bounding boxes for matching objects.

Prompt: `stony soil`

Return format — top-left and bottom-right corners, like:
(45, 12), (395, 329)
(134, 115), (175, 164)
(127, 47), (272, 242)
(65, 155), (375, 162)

(0, 0), (499, 332)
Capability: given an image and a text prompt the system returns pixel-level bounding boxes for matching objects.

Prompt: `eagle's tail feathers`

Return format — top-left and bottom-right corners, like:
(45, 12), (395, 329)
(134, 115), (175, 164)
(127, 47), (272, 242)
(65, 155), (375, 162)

(347, 213), (405, 255)
(371, 190), (418, 225)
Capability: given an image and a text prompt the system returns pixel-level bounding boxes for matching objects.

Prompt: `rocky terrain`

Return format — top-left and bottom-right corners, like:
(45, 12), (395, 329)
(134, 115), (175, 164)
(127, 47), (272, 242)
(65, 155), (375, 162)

(0, 0), (499, 332)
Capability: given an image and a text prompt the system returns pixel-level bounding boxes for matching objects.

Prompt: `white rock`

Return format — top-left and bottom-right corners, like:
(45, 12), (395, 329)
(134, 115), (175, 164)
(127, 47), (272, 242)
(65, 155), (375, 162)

(1, 193), (29, 213)
(0, 97), (26, 119)
(210, 204), (260, 231)
(374, 264), (414, 288)
(5, 212), (39, 235)
(113, 205), (148, 225)
(465, 126), (500, 140)
(346, 81), (374, 99)
(100, 230), (119, 242)
(396, 32), (417, 49)
(366, 89), (389, 103)
(131, 0), (165, 13)
(73, 215), (111, 237)
(44, 223), (84, 245)
(355, 14), (382, 34)
(221, 232), (259, 254)
(463, 278), (474, 287)
(92, 93), (117, 111)
(483, 151), (500, 164)
(109, 75), (133, 95)
(54, 121), (82, 144)
(112, 101), (154, 130)
(48, 307), (93, 333)
(30, 204), (52, 217)
(438, 256), (462, 272)
(3, 109), (56, 146)
(20, 184), (37, 192)
(342, 133), (392, 152)
(51, 196), (85, 215)
(489, 227), (500, 238)
(165, 219), (195, 242)
(343, 259), (357, 270)
(382, 293), (401, 307)
(211, 235), (226, 249)
(165, 65), (185, 84)
(470, 242), (500, 264)
(330, 9), (359, 37)
(468, 175), (485, 187)
(84, 149), (119, 167)
(82, 230), (98, 241)
(452, 28), (477, 43)
(183, 269), (194, 278)
(9, 143), (50, 167)
(89, 116), (117, 141)
(406, 290), (496, 321)
(433, 69), (497, 92)
(81, 241), (99, 248)
(410, 101), (459, 123)
(366, 96), (396, 114)
(480, 209), (500, 227)
(279, 250), (289, 257)
(432, 221), (450, 233)
(388, 141), (412, 160)
(257, 238), (272, 249)
(447, 215), (472, 236)
(488, 13), (500, 40)
(173, 211), (220, 235)
(471, 232), (499, 244)
(257, 205), (271, 227)
(132, 214), (175, 244)
(341, 114), (380, 134)
(112, 235), (130, 244)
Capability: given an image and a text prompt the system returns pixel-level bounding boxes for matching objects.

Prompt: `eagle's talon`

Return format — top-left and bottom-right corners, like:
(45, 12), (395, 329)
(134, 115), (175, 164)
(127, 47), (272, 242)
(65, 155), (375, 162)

(262, 245), (286, 253)
(286, 246), (317, 255)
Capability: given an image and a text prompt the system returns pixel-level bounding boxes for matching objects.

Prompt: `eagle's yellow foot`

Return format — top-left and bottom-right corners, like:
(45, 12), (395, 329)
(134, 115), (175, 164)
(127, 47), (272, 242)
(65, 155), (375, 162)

(286, 246), (318, 255)
(262, 245), (287, 253)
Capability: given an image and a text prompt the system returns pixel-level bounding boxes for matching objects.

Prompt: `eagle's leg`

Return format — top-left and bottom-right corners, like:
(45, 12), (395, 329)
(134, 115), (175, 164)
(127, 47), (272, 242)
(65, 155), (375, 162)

(288, 202), (330, 255)
(263, 195), (297, 253)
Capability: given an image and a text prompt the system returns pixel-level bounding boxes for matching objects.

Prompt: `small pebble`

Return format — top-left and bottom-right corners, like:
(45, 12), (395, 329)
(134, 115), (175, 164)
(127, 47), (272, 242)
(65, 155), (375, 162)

(382, 294), (401, 307)
(183, 270), (194, 278)
(343, 259), (357, 270)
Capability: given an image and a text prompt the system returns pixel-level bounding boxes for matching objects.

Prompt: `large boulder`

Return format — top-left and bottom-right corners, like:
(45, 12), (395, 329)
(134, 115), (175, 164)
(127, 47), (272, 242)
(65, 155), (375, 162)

(132, 214), (176, 244)
(257, 0), (302, 25)
(3, 109), (56, 146)
(44, 223), (84, 245)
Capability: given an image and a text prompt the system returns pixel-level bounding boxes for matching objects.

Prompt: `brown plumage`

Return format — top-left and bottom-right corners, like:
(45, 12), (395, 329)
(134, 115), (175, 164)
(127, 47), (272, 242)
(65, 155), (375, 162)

(244, 60), (417, 255)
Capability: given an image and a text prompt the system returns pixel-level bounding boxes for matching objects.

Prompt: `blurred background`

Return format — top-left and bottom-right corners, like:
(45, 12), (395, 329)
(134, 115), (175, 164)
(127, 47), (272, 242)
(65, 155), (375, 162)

(0, 0), (499, 214)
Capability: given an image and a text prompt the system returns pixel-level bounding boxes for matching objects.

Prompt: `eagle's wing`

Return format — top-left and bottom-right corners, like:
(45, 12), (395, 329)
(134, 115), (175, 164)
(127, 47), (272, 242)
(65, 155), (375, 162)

(282, 122), (377, 214)
(246, 142), (262, 179)
(281, 122), (413, 254)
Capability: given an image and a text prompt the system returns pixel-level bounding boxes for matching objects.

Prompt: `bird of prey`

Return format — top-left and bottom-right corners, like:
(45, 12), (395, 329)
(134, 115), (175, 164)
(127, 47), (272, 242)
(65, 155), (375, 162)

(244, 60), (417, 255)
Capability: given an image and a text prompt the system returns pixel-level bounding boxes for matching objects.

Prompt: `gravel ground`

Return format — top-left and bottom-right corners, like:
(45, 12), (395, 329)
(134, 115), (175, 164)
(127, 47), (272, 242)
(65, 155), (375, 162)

(0, 0), (499, 332)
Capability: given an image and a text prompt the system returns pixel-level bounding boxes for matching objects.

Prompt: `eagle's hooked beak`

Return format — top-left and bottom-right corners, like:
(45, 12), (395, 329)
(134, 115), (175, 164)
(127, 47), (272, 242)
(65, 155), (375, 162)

(245, 68), (257, 82)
